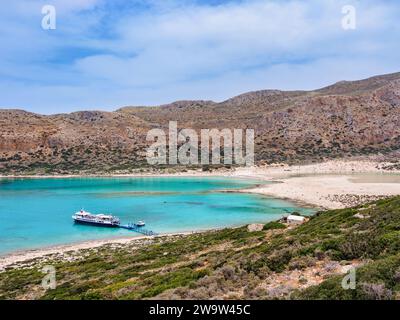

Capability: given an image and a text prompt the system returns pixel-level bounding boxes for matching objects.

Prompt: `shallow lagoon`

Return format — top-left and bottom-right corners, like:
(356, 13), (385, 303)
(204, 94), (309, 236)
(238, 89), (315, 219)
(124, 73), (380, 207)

(0, 177), (314, 254)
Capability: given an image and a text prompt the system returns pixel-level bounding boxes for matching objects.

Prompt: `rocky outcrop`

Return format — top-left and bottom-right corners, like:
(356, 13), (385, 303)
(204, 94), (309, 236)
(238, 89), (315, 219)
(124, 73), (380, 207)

(1, 72), (400, 174)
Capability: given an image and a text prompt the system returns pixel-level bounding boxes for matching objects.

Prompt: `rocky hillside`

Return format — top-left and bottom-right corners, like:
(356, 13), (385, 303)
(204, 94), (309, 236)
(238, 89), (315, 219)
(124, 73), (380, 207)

(1, 72), (400, 174)
(1, 196), (399, 300)
(0, 110), (152, 174)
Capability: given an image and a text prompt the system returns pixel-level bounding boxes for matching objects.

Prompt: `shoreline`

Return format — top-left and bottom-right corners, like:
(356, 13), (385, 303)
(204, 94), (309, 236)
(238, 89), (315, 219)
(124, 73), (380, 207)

(0, 230), (208, 271)
(243, 175), (400, 209)
(1, 159), (399, 269)
(1, 158), (399, 180)
(230, 160), (400, 209)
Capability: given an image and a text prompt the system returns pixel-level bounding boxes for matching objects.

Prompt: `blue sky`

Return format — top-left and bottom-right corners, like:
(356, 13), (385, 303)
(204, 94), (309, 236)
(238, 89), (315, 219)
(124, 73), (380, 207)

(1, 0), (400, 114)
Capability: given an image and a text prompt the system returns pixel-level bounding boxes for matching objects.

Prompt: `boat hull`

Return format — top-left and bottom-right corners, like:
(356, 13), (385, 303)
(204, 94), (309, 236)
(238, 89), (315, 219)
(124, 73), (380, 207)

(73, 219), (120, 228)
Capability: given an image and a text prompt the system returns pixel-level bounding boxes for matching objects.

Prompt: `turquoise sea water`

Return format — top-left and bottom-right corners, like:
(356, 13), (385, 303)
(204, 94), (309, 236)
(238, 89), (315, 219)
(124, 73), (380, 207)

(0, 177), (314, 255)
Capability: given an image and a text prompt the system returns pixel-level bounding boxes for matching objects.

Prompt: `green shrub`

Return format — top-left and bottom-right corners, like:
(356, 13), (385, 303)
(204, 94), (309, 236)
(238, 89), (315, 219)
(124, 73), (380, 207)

(266, 249), (293, 273)
(139, 268), (210, 298)
(263, 221), (286, 231)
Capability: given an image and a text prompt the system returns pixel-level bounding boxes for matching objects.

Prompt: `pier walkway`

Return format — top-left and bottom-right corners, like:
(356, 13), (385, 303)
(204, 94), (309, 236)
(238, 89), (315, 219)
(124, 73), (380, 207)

(119, 223), (158, 236)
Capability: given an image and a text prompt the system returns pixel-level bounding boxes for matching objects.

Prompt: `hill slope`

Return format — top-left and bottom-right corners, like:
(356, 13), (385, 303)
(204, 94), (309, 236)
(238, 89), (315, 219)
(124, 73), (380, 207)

(1, 196), (399, 300)
(1, 72), (400, 174)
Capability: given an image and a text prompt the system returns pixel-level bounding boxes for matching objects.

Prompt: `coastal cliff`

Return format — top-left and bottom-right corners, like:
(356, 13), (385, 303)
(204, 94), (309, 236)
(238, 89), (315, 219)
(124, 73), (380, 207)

(1, 72), (400, 174)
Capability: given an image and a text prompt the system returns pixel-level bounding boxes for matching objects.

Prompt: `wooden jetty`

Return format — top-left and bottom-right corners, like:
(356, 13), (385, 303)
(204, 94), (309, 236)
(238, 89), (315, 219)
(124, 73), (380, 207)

(119, 223), (157, 236)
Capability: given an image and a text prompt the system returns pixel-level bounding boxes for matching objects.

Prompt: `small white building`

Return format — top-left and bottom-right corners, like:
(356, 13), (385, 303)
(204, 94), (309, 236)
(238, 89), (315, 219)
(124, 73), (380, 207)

(287, 215), (306, 224)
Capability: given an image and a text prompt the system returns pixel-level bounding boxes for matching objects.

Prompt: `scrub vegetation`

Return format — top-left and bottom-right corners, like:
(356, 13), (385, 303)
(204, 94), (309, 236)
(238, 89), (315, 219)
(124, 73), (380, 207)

(1, 196), (400, 300)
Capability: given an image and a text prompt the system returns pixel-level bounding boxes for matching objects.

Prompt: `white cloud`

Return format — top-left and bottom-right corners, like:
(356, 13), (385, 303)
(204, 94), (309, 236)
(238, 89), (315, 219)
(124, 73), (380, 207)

(0, 0), (400, 113)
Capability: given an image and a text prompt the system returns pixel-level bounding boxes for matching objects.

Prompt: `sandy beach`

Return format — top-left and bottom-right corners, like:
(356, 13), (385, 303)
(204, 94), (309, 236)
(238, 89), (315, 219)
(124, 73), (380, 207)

(244, 175), (400, 209)
(231, 159), (400, 209)
(1, 159), (399, 269)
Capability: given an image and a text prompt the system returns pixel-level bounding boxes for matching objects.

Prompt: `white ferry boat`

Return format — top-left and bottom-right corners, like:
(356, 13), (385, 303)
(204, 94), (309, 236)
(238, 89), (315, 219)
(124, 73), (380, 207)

(72, 210), (120, 227)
